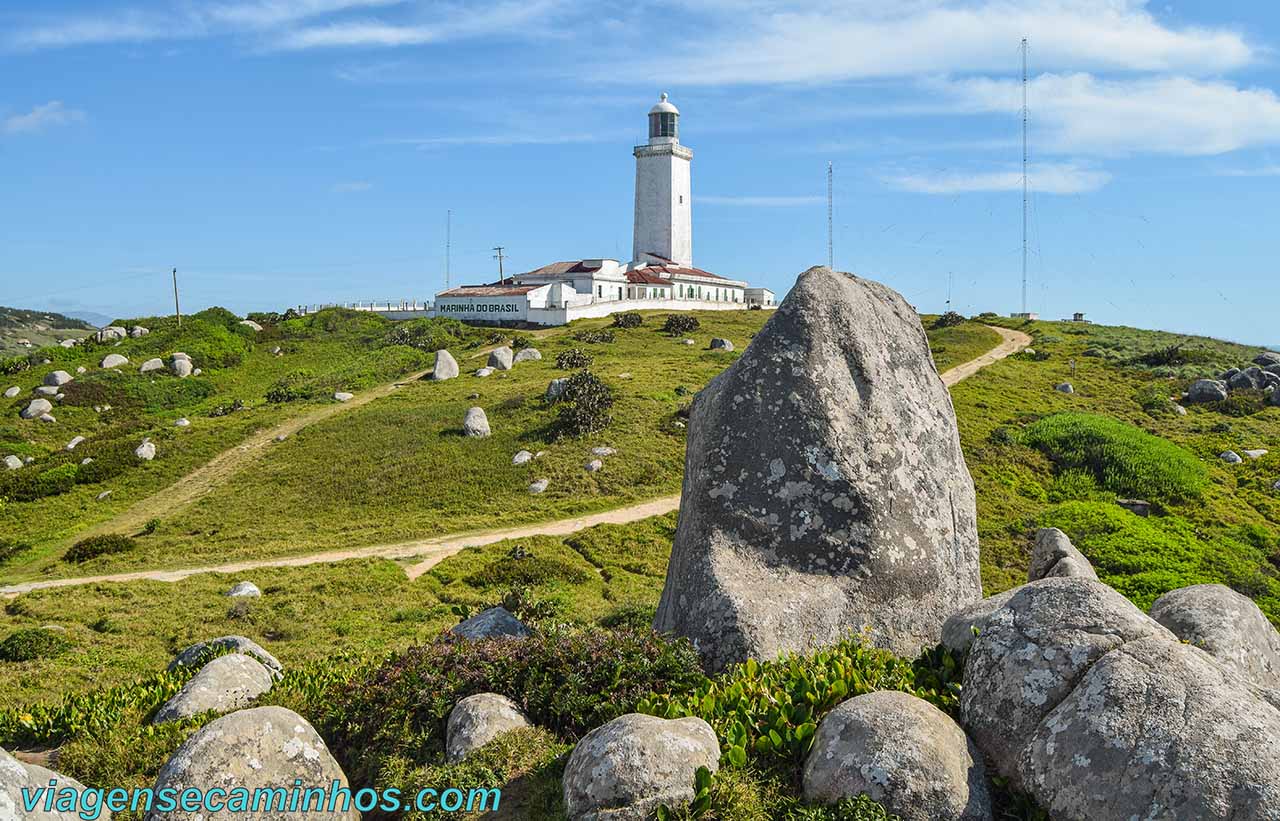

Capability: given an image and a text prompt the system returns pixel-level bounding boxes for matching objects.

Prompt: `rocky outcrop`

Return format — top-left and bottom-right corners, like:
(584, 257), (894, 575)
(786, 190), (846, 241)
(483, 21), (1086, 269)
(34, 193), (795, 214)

(488, 346), (514, 371)
(562, 713), (719, 821)
(1150, 583), (1280, 690)
(463, 406), (490, 437)
(1, 747), (108, 820)
(803, 691), (992, 821)
(446, 693), (532, 762)
(940, 589), (1018, 654)
(1257, 351), (1280, 368)
(95, 326), (127, 342)
(147, 707), (355, 821)
(431, 349), (459, 381)
(451, 607), (530, 641)
(654, 268), (981, 672)
(1186, 379), (1228, 403)
(152, 653), (274, 723)
(168, 635), (283, 678)
(1027, 528), (1097, 581)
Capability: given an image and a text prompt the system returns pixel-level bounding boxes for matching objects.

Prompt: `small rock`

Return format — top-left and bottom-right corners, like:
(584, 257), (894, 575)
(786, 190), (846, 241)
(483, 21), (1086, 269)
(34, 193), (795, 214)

(140, 357), (165, 373)
(1220, 450), (1243, 464)
(1172, 403), (1187, 415)
(3, 386), (18, 398)
(65, 436), (85, 450)
(238, 319), (263, 331)
(586, 459), (603, 472)
(514, 348), (542, 363)
(170, 358), (193, 378)
(43, 370), (73, 387)
(171, 351), (191, 362)
(3, 455), (22, 470)
(169, 636), (283, 678)
(446, 693), (532, 762)
(475, 367), (494, 377)
(488, 346), (515, 370)
(451, 607), (530, 641)
(709, 338), (734, 351)
(513, 450), (533, 465)
(227, 581), (261, 598)
(683, 338), (696, 346)
(592, 446), (617, 457)
(175, 417), (190, 427)
(136, 439), (157, 460)
(270, 346), (282, 355)
(97, 490), (112, 500)
(1054, 382), (1074, 394)
(463, 407), (491, 437)
(152, 653), (274, 723)
(618, 372), (633, 379)
(81, 458), (93, 465)
(1244, 449), (1269, 460)
(274, 433), (288, 442)
(35, 385), (59, 396)
(333, 391), (354, 402)
(20, 398), (53, 419)
(562, 714), (720, 821)
(100, 353), (129, 368)
(38, 413), (56, 423)
(191, 368), (202, 376)
(528, 478), (549, 494)
(467, 392), (480, 399)
(1115, 498), (1151, 517)
(60, 338), (78, 348)
(545, 377), (569, 401)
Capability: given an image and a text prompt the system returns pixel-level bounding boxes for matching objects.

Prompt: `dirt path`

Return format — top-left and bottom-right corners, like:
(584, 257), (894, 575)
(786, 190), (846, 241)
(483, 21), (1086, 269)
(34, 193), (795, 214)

(3, 326), (1029, 596)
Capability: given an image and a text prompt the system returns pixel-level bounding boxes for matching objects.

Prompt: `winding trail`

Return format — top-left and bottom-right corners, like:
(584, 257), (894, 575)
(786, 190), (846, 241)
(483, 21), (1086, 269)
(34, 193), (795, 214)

(2, 325), (1030, 597)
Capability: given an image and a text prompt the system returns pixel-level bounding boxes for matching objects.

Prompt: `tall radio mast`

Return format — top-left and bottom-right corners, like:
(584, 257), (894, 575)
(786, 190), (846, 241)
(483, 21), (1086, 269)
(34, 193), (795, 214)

(1021, 37), (1029, 316)
(827, 161), (834, 269)
(445, 210), (452, 289)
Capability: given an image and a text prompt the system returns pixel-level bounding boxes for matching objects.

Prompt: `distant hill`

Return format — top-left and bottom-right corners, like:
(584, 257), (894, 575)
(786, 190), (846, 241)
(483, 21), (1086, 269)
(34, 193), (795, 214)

(0, 306), (95, 357)
(63, 310), (114, 327)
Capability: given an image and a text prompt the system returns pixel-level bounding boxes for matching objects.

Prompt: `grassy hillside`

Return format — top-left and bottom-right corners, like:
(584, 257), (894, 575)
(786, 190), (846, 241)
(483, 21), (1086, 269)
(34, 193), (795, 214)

(0, 306), (94, 357)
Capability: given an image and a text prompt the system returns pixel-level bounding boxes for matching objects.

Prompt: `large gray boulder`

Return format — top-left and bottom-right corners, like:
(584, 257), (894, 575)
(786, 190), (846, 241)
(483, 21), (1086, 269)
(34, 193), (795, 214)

(42, 370), (72, 387)
(1027, 527), (1097, 581)
(146, 706), (355, 821)
(654, 268), (981, 672)
(100, 354), (129, 369)
(488, 346), (514, 371)
(960, 577), (1173, 785)
(95, 325), (127, 342)
(152, 653), (274, 723)
(129, 325), (149, 338)
(1019, 636), (1280, 820)
(1255, 351), (1280, 368)
(941, 589), (1018, 654)
(170, 358), (193, 378)
(462, 406), (490, 437)
(803, 691), (992, 821)
(431, 349), (459, 381)
(1228, 366), (1266, 391)
(20, 399), (52, 419)
(514, 347), (542, 362)
(446, 693), (532, 762)
(1, 747), (108, 820)
(451, 606), (530, 641)
(1186, 378), (1228, 403)
(562, 713), (719, 821)
(1150, 583), (1280, 690)
(168, 635), (283, 678)
(139, 357), (164, 374)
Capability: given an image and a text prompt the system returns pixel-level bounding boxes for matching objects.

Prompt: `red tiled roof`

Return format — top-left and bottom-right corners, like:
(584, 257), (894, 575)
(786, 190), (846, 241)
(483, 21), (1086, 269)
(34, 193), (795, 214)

(437, 284), (542, 297)
(519, 260), (597, 276)
(626, 269), (672, 285)
(633, 264), (730, 282)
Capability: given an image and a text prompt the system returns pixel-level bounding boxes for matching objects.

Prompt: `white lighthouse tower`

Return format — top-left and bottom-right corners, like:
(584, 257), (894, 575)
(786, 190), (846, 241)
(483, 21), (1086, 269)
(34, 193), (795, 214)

(632, 93), (693, 268)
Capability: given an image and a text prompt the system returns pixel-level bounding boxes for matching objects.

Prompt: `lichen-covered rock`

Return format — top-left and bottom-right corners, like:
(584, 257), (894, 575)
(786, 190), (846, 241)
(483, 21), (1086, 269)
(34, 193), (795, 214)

(3, 387), (18, 398)
(1027, 528), (1097, 581)
(1228, 366), (1266, 391)
(139, 357), (164, 373)
(446, 693), (532, 762)
(3, 455), (21, 471)
(101, 354), (129, 369)
(654, 268), (981, 672)
(488, 346), (514, 371)
(960, 577), (1172, 785)
(20, 399), (52, 419)
(1, 747), (108, 820)
(129, 325), (149, 338)
(803, 691), (992, 821)
(43, 371), (72, 387)
(475, 367), (493, 378)
(941, 589), (1018, 654)
(135, 439), (156, 460)
(1255, 351), (1280, 368)
(514, 348), (542, 362)
(1220, 450), (1243, 464)
(1020, 636), (1280, 820)
(431, 349), (459, 381)
(545, 378), (569, 401)
(562, 713), (719, 821)
(152, 653), (274, 723)
(463, 406), (490, 437)
(529, 478), (549, 494)
(1150, 583), (1280, 690)
(146, 706), (355, 820)
(708, 338), (734, 351)
(95, 326), (127, 342)
(451, 606), (530, 641)
(1055, 382), (1074, 394)
(1186, 378), (1229, 403)
(168, 635), (283, 678)
(170, 358), (193, 378)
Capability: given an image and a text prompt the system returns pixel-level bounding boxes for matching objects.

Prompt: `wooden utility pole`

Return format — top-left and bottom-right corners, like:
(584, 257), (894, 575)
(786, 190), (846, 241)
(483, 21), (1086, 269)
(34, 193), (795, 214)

(172, 268), (182, 327)
(492, 246), (507, 284)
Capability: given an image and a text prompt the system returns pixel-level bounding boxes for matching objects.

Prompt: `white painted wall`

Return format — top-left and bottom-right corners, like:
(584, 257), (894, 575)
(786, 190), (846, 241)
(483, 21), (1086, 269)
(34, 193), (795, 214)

(632, 144), (693, 267)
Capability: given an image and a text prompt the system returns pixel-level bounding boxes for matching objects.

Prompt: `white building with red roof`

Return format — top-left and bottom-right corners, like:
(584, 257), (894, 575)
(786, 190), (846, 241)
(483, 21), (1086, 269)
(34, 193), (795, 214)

(434, 94), (768, 326)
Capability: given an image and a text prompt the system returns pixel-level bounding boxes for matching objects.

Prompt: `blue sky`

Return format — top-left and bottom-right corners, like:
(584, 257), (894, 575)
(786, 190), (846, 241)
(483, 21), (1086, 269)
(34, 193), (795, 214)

(2, 1), (1278, 345)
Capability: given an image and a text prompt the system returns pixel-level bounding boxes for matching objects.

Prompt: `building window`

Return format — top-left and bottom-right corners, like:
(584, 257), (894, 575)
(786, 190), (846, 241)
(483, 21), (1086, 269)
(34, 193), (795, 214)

(679, 195), (683, 204)
(597, 285), (602, 298)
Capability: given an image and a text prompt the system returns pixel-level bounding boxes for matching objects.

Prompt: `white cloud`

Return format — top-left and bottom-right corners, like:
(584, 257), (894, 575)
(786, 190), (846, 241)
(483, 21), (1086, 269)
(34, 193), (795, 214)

(2, 101), (86, 134)
(377, 131), (619, 148)
(1215, 164), (1280, 178)
(202, 0), (404, 29)
(331, 181), (373, 192)
(698, 195), (825, 206)
(270, 0), (565, 49)
(886, 162), (1111, 194)
(620, 1), (1254, 85)
(947, 73), (1280, 156)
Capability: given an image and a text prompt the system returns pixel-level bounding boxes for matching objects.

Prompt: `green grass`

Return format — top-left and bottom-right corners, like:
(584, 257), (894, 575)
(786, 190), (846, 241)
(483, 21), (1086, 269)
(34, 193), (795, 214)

(924, 320), (1001, 372)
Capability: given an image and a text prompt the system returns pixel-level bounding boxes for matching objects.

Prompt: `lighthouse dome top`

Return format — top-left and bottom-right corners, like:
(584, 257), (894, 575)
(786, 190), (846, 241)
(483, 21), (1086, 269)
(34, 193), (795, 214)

(649, 92), (679, 115)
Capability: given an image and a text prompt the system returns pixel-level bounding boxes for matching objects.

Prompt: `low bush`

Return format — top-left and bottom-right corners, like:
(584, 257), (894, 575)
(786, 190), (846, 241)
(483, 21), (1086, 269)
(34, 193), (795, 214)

(511, 335), (533, 350)
(574, 328), (616, 344)
(612, 312), (643, 329)
(327, 627), (705, 785)
(555, 370), (614, 438)
(466, 555), (593, 587)
(1133, 343), (1216, 368)
(383, 317), (477, 353)
(0, 628), (72, 663)
(65, 534), (136, 563)
(663, 314), (701, 335)
(1022, 413), (1207, 503)
(555, 348), (593, 370)
(1134, 384), (1178, 418)
(932, 311), (965, 329)
(1204, 389), (1268, 417)
(279, 308), (391, 343)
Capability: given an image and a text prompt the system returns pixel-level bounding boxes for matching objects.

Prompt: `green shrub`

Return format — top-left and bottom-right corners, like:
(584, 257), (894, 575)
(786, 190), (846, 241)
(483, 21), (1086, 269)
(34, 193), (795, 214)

(555, 370), (614, 438)
(466, 555), (593, 587)
(574, 328), (616, 344)
(1134, 384), (1178, 418)
(556, 348), (593, 370)
(931, 311), (965, 329)
(0, 628), (71, 663)
(511, 335), (533, 350)
(612, 312), (643, 329)
(1022, 413), (1207, 503)
(383, 317), (477, 352)
(279, 308), (391, 342)
(327, 627), (705, 785)
(1205, 390), (1268, 417)
(1133, 343), (1215, 368)
(0, 538), (32, 565)
(65, 534), (136, 563)
(663, 314), (701, 335)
